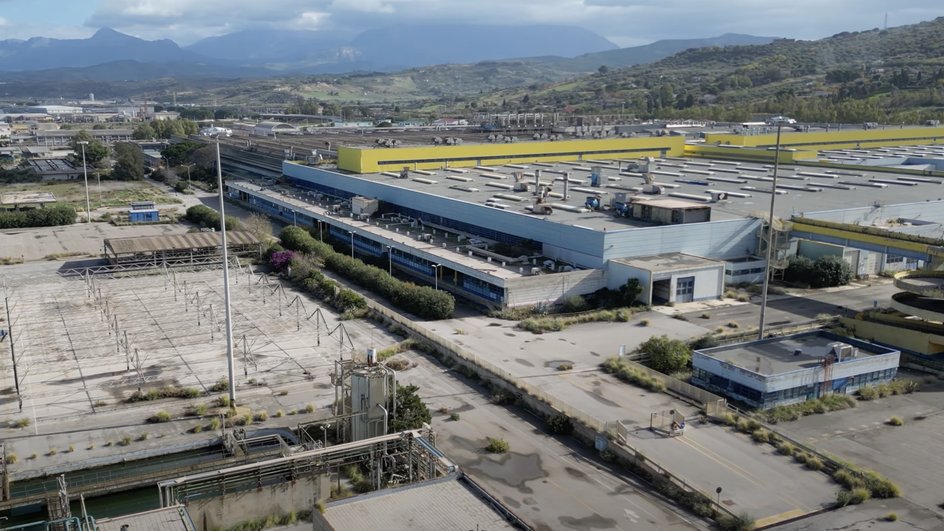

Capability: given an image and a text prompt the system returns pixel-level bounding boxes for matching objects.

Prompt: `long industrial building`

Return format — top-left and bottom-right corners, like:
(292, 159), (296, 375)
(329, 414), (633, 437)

(226, 128), (944, 309)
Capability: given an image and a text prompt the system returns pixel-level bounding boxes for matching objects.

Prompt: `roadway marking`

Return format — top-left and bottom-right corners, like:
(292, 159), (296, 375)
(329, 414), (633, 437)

(676, 435), (766, 486)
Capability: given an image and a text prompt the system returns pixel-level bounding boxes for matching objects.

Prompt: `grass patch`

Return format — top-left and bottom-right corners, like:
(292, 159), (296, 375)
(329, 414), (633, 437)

(5, 453), (17, 464)
(209, 417), (221, 431)
(836, 487), (871, 507)
(13, 417), (30, 428)
(119, 436), (132, 446)
(209, 378), (229, 393)
(376, 339), (419, 361)
(832, 466), (901, 499)
(762, 394), (856, 424)
(216, 395), (231, 408)
(148, 410), (172, 423)
(518, 307), (636, 334)
(600, 357), (666, 393)
(127, 386), (201, 403)
(485, 437), (510, 454)
(776, 441), (795, 456)
(857, 379), (919, 400)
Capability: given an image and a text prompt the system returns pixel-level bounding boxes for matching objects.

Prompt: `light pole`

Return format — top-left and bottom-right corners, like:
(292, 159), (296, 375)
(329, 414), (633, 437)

(95, 171), (102, 208)
(758, 119), (786, 340)
(183, 163), (195, 189)
(348, 231), (355, 258)
(215, 139), (237, 408)
(387, 245), (393, 275)
(77, 141), (91, 222)
(432, 264), (441, 290)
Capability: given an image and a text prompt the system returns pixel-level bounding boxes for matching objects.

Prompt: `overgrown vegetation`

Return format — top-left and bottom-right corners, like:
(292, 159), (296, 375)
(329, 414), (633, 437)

(601, 357), (667, 392)
(0, 204), (76, 229)
(185, 204), (242, 231)
(518, 307), (636, 334)
(857, 379), (919, 400)
(783, 256), (852, 288)
(832, 465), (901, 499)
(762, 394), (857, 424)
(485, 436), (510, 453)
(223, 510), (312, 531)
(127, 386), (201, 403)
(388, 384), (431, 432)
(147, 410), (172, 423)
(547, 414), (574, 435)
(639, 335), (692, 374)
(278, 226), (453, 319)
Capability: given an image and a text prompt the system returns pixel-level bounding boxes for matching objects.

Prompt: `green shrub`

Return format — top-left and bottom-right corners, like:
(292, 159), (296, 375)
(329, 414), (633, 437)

(148, 410), (172, 423)
(547, 414), (574, 435)
(776, 442), (795, 456)
(556, 362), (574, 371)
(216, 395), (230, 408)
(127, 386), (201, 403)
(804, 456), (824, 470)
(185, 204), (241, 231)
(717, 511), (755, 531)
(191, 424), (203, 433)
(0, 204), (77, 229)
(763, 394), (856, 424)
(750, 428), (771, 444)
(882, 512), (898, 522)
(887, 416), (903, 426)
(639, 335), (692, 374)
(449, 412), (461, 421)
(209, 378), (229, 392)
(280, 226), (454, 319)
(120, 436), (132, 446)
(784, 255), (851, 288)
(836, 487), (871, 507)
(600, 358), (667, 393)
(14, 417), (30, 428)
(485, 437), (510, 454)
(305, 403), (315, 413)
(718, 412), (737, 426)
(561, 295), (590, 313)
(5, 453), (17, 464)
(209, 418), (221, 431)
(254, 411), (269, 422)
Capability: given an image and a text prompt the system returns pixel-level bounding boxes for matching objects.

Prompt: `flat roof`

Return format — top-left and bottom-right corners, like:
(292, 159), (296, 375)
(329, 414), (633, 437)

(0, 192), (57, 205)
(323, 477), (516, 531)
(613, 253), (722, 272)
(104, 231), (260, 255)
(698, 331), (895, 376)
(95, 505), (194, 531)
(230, 181), (530, 281)
(290, 149), (944, 231)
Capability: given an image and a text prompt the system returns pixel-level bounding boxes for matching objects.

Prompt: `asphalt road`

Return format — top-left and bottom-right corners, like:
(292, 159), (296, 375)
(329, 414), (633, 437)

(397, 350), (709, 531)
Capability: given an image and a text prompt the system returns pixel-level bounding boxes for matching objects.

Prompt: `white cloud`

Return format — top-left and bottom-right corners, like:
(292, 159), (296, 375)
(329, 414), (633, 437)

(81, 0), (943, 46)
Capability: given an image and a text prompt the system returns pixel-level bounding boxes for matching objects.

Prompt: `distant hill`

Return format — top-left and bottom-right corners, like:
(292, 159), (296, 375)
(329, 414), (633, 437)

(185, 29), (348, 64)
(566, 33), (775, 70)
(348, 24), (617, 70)
(0, 28), (202, 71)
(491, 17), (944, 124)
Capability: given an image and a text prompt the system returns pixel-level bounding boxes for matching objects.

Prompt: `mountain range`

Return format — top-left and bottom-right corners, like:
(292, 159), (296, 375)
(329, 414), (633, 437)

(0, 25), (773, 83)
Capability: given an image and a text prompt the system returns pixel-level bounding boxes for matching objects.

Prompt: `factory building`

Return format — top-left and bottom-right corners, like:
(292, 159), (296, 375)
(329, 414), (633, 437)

(692, 331), (900, 409)
(227, 131), (944, 309)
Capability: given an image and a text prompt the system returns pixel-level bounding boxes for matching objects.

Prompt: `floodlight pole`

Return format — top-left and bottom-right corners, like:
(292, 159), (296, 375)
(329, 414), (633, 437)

(78, 141), (91, 222)
(758, 121), (784, 340)
(216, 140), (237, 407)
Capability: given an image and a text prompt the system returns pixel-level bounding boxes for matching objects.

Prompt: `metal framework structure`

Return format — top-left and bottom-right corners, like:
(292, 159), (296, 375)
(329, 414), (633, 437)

(157, 428), (452, 507)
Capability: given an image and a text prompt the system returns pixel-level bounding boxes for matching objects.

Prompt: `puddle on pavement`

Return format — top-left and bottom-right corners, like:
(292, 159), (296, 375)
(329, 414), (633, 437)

(559, 514), (618, 530)
(583, 388), (620, 408)
(460, 446), (545, 494)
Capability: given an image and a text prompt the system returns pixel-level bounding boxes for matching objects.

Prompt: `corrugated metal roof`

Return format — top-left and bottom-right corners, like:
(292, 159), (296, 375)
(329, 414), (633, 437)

(105, 231), (260, 255)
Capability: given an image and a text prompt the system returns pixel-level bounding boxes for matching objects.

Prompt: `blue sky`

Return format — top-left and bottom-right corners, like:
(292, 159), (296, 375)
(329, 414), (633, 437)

(0, 0), (940, 47)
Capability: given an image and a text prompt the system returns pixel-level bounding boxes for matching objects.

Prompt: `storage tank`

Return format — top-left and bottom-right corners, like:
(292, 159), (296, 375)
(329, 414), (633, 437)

(349, 365), (393, 441)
